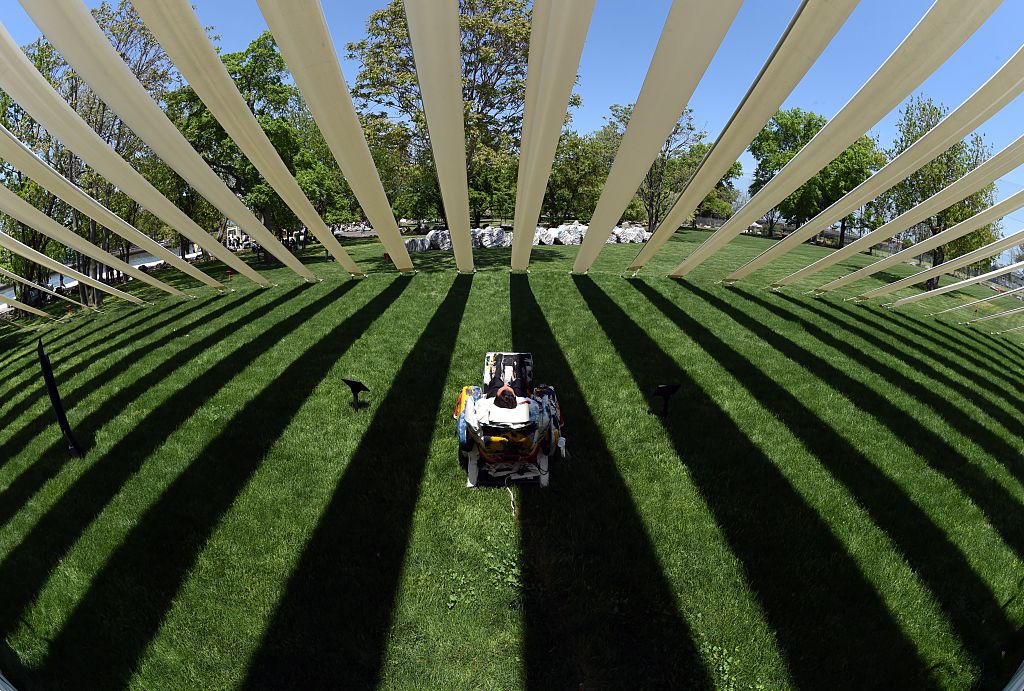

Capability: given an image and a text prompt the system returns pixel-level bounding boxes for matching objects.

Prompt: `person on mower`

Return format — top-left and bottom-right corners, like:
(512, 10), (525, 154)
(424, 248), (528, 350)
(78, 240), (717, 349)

(485, 374), (526, 398)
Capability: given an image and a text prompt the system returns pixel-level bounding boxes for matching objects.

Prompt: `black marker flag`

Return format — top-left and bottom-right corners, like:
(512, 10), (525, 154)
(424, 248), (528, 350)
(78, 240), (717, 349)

(37, 338), (83, 458)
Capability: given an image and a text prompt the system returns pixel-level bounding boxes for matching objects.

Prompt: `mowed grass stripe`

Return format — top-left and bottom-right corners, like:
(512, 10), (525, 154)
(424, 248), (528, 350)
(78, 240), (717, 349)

(0, 235), (1021, 690)
(0, 303), (172, 439)
(0, 279), (365, 674)
(0, 293), (255, 507)
(377, 272), (526, 690)
(0, 285), (305, 549)
(13, 278), (397, 686)
(636, 279), (1019, 686)
(126, 275), (490, 690)
(238, 275), (471, 688)
(518, 273), (790, 689)
(575, 275), (930, 687)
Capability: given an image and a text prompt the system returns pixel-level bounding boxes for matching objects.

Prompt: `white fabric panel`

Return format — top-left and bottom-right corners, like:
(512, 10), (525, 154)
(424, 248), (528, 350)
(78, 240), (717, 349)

(626, 0), (858, 273)
(932, 284), (1024, 315)
(0, 22), (260, 287)
(890, 259), (1024, 307)
(0, 292), (51, 319)
(403, 0), (474, 272)
(256, 0), (412, 273)
(0, 230), (140, 303)
(0, 265), (88, 310)
(0, 123), (218, 291)
(966, 303), (1024, 324)
(511, 0), (596, 270)
(863, 229), (1024, 301)
(994, 322), (1024, 334)
(667, 0), (1001, 279)
(0, 181), (172, 300)
(131, 0), (364, 277)
(775, 132), (1024, 288)
(820, 187), (1024, 293)
(510, 0), (549, 269)
(728, 44), (1024, 282)
(20, 0), (315, 281)
(570, 0), (742, 273)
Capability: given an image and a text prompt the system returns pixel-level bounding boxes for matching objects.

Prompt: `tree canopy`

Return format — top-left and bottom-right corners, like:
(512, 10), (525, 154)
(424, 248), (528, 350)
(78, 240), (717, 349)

(881, 95), (998, 288)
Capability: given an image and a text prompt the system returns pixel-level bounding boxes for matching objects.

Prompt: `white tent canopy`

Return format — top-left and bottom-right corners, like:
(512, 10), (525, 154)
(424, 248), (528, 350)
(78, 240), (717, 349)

(570, 0), (741, 273)
(625, 0), (860, 274)
(727, 42), (1024, 283)
(666, 0), (1001, 279)
(0, 265), (89, 311)
(131, 0), (365, 277)
(19, 0), (317, 281)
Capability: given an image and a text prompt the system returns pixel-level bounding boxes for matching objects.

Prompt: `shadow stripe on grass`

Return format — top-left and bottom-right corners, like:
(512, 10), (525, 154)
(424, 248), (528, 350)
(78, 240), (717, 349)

(31, 277), (411, 689)
(895, 310), (1024, 387)
(0, 294), (234, 473)
(510, 274), (713, 690)
(575, 276), (927, 688)
(0, 289), (285, 531)
(0, 280), (365, 686)
(240, 274), (470, 689)
(0, 297), (209, 444)
(793, 296), (1024, 440)
(635, 279), (1016, 686)
(714, 285), (1024, 557)
(0, 302), (166, 404)
(0, 316), (91, 372)
(745, 291), (1024, 488)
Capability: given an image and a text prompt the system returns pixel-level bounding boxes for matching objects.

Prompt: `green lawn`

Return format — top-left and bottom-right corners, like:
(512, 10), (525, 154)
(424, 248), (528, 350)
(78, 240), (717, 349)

(1, 231), (1022, 690)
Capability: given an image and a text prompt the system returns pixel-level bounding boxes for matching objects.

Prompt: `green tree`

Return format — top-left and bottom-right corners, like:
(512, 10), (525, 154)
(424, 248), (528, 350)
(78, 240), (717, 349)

(347, 0), (532, 224)
(542, 130), (605, 223)
(165, 30), (300, 234)
(688, 142), (743, 222)
(748, 108), (827, 237)
(749, 108), (885, 245)
(881, 95), (998, 289)
(348, 0), (530, 165)
(0, 0), (174, 307)
(599, 104), (707, 231)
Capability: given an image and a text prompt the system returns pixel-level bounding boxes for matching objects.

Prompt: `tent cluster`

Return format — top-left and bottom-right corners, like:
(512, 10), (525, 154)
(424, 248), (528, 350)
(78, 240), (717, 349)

(403, 223), (653, 253)
(0, 0), (1020, 335)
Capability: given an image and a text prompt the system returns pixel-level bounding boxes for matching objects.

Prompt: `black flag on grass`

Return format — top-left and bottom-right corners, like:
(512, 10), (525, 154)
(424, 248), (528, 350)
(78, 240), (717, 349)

(37, 338), (83, 458)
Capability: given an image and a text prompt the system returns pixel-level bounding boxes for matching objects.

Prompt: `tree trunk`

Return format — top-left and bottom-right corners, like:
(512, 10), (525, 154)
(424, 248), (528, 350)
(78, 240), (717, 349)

(838, 217), (847, 248)
(924, 244), (945, 291)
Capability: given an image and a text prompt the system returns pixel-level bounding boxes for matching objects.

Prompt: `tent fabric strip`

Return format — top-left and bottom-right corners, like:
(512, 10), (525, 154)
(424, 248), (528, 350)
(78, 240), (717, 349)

(0, 265), (89, 310)
(0, 123), (219, 291)
(776, 131), (1024, 288)
(570, 0), (742, 273)
(131, 0), (364, 277)
(0, 182), (180, 299)
(666, 0), (1002, 279)
(403, 0), (475, 272)
(0, 22), (255, 287)
(819, 187), (1024, 293)
(965, 303), (1024, 324)
(0, 292), (52, 319)
(727, 43), (1024, 283)
(18, 0), (314, 282)
(511, 0), (595, 270)
(257, 0), (414, 273)
(932, 285), (1024, 315)
(888, 260), (1024, 308)
(0, 230), (141, 304)
(625, 0), (859, 273)
(862, 228), (1024, 301)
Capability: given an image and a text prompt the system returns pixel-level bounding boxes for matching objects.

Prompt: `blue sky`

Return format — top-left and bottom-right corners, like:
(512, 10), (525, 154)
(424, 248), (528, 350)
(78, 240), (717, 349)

(4, 0), (1024, 235)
